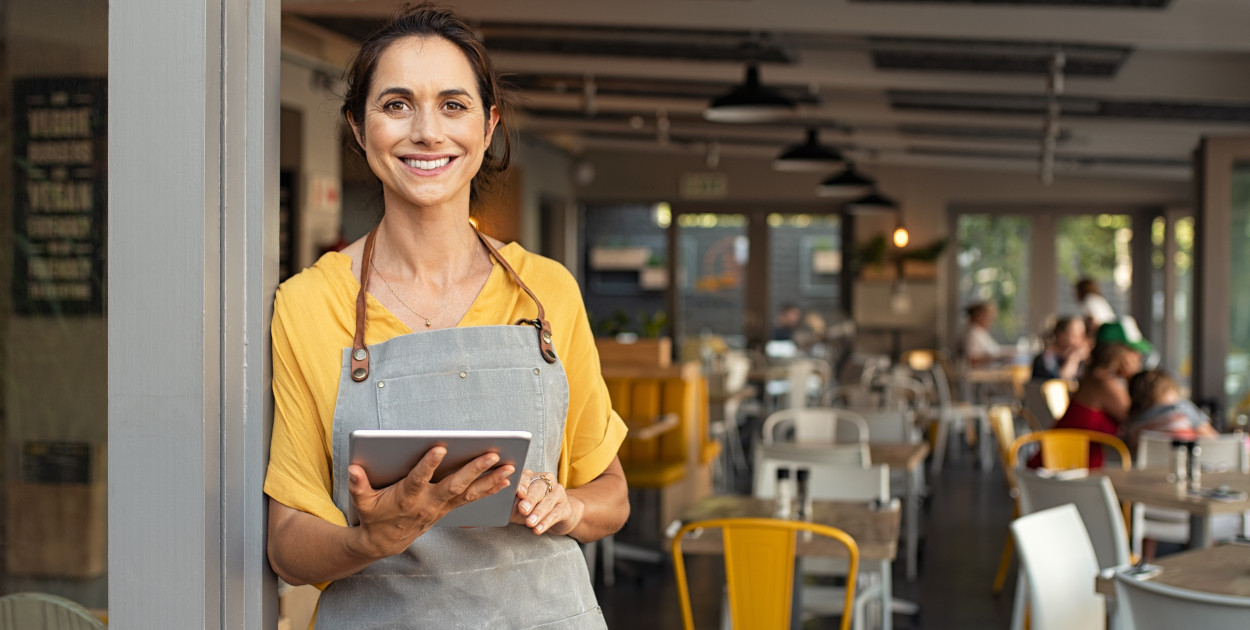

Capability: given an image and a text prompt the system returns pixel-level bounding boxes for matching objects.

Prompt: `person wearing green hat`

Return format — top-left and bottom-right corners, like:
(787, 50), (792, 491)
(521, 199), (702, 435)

(1095, 317), (1156, 365)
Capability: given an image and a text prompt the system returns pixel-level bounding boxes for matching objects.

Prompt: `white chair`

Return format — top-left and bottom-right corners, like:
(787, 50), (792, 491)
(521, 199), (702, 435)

(754, 441), (871, 471)
(845, 408), (920, 445)
(762, 407), (869, 446)
(1131, 431), (1248, 557)
(1017, 473), (1130, 570)
(752, 459), (891, 630)
(1010, 504), (1106, 630)
(1016, 473), (1130, 630)
(0, 592), (107, 629)
(1113, 569), (1250, 630)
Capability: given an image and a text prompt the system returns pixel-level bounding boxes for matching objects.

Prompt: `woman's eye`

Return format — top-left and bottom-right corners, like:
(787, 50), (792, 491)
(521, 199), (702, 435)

(444, 101), (467, 112)
(383, 100), (410, 112)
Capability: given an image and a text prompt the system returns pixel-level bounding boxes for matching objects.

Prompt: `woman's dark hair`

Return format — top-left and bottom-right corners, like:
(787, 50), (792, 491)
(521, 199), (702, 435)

(1053, 315), (1079, 337)
(1075, 277), (1099, 299)
(1088, 341), (1134, 375)
(340, 3), (513, 206)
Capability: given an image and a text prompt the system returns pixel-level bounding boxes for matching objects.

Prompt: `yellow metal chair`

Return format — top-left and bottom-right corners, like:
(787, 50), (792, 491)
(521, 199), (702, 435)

(1040, 379), (1074, 419)
(987, 403), (1024, 595)
(1007, 428), (1131, 472)
(672, 517), (860, 630)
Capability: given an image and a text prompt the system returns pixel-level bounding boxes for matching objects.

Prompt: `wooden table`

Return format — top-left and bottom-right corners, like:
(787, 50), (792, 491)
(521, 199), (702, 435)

(1100, 469), (1250, 548)
(673, 495), (901, 630)
(1095, 543), (1250, 599)
(965, 363), (1031, 401)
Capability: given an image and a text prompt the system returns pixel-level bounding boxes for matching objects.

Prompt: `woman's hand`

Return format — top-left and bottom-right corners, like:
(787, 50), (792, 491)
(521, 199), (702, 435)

(513, 470), (584, 536)
(348, 447), (515, 559)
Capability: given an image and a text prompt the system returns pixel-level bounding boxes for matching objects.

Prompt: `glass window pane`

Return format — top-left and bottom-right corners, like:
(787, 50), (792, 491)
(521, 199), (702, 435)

(1228, 162), (1250, 418)
(767, 213), (840, 354)
(1055, 214), (1133, 327)
(2, 0), (108, 614)
(679, 213), (747, 347)
(956, 215), (1031, 343)
(580, 203), (668, 339)
(1171, 217), (1195, 389)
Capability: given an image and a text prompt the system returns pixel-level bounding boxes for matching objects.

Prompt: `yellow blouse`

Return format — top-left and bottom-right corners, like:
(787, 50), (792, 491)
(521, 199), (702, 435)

(264, 243), (626, 527)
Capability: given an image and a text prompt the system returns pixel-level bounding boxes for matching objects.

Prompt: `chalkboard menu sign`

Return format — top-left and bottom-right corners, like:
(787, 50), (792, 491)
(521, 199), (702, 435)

(12, 77), (107, 315)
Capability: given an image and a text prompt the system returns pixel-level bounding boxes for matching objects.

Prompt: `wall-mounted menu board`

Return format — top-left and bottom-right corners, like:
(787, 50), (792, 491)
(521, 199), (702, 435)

(12, 77), (107, 315)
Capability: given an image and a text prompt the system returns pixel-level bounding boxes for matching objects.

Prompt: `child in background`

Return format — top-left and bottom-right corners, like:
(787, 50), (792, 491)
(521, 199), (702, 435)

(1125, 370), (1218, 454)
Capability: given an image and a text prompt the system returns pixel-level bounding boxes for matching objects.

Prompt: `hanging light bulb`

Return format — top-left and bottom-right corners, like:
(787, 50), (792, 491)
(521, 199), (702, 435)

(893, 225), (909, 248)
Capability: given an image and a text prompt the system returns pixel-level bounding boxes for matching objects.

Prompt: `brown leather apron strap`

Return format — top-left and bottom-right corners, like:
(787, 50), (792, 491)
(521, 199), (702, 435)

(349, 225), (557, 383)
(473, 228), (558, 364)
(350, 227), (379, 382)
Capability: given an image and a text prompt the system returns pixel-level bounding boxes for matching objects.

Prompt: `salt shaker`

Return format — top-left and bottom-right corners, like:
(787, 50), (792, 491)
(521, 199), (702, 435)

(1171, 440), (1188, 484)
(1186, 443), (1202, 491)
(774, 467), (793, 519)
(795, 467), (812, 521)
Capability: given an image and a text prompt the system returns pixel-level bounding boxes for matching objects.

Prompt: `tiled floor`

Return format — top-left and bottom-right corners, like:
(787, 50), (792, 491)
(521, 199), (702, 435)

(597, 445), (1020, 629)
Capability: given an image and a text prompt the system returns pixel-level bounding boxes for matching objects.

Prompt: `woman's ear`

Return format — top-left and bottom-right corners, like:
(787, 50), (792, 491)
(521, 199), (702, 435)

(484, 105), (500, 144)
(346, 111), (366, 151)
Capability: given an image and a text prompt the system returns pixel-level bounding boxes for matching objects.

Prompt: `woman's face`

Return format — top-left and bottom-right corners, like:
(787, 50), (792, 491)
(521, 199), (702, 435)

(351, 36), (498, 212)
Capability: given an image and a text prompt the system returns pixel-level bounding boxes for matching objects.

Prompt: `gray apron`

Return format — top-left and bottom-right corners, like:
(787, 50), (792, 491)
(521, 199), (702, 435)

(314, 228), (607, 629)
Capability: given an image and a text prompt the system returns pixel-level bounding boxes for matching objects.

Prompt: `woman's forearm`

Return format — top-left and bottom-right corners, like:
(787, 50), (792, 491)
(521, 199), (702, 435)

(267, 499), (381, 586)
(564, 457), (629, 544)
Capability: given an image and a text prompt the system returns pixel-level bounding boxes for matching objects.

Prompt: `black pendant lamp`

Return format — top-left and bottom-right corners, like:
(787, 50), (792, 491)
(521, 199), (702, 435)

(773, 128), (844, 172)
(845, 190), (899, 214)
(816, 163), (875, 197)
(703, 64), (796, 123)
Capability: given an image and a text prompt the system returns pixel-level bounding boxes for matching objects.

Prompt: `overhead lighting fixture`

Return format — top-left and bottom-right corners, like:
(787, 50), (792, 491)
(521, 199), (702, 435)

(703, 64), (796, 123)
(845, 190), (899, 214)
(773, 128), (844, 172)
(816, 163), (875, 197)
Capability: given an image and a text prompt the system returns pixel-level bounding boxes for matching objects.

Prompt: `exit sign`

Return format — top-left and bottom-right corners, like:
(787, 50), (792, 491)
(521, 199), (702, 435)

(679, 172), (728, 199)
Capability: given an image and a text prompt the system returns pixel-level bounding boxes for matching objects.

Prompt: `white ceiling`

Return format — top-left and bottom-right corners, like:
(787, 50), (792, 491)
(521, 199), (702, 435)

(282, 0), (1250, 181)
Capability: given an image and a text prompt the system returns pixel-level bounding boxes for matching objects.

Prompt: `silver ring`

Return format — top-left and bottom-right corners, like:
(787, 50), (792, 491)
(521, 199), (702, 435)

(531, 474), (555, 495)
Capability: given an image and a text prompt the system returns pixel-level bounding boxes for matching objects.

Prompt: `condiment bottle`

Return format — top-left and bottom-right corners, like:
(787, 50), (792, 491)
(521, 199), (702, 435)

(795, 467), (812, 521)
(774, 467), (793, 519)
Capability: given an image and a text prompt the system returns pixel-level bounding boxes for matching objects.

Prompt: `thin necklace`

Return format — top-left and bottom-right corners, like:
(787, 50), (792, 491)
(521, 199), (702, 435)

(371, 255), (466, 327)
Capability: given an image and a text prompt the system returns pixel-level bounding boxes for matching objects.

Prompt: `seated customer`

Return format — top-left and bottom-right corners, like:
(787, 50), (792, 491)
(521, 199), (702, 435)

(1125, 369), (1217, 454)
(1031, 316), (1088, 381)
(1039, 342), (1141, 468)
(958, 302), (1007, 367)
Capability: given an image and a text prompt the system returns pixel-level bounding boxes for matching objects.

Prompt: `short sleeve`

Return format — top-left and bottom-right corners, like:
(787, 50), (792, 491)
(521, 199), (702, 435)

(264, 287), (347, 526)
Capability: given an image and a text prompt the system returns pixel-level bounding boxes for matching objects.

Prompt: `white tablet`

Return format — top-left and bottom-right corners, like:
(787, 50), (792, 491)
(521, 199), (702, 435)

(347, 429), (532, 527)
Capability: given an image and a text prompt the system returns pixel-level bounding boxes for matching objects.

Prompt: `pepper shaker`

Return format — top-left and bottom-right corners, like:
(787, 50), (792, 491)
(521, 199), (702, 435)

(795, 467), (812, 521)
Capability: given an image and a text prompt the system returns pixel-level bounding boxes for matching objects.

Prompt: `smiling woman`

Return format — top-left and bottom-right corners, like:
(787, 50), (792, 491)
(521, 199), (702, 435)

(263, 4), (629, 629)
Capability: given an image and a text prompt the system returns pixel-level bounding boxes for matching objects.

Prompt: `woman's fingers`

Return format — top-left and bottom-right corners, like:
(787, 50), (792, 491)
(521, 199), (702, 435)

(514, 471), (575, 535)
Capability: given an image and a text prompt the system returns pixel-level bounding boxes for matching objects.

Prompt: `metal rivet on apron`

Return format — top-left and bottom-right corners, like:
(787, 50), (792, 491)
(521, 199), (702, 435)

(351, 367), (366, 380)
(377, 381), (385, 388)
(534, 368), (540, 375)
(352, 348), (366, 361)
(542, 330), (553, 344)
(459, 371), (467, 379)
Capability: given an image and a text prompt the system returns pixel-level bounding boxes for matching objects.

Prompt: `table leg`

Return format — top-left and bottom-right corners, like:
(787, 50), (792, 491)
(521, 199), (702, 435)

(1189, 514), (1213, 549)
(880, 559), (893, 630)
(906, 466), (921, 581)
(978, 413), (994, 471)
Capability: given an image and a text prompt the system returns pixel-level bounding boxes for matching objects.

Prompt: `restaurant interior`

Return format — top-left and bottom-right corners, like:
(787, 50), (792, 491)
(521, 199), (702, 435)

(4, 0), (1250, 628)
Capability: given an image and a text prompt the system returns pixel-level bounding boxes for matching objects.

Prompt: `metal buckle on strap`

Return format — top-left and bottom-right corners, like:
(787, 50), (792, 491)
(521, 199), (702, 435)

(516, 318), (557, 364)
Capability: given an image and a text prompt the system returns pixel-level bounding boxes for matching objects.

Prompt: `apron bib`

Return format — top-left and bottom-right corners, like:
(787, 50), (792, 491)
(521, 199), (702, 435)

(315, 229), (606, 630)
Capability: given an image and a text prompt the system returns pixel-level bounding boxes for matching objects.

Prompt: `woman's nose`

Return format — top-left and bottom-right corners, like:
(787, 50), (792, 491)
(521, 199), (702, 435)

(408, 108), (444, 144)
